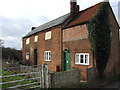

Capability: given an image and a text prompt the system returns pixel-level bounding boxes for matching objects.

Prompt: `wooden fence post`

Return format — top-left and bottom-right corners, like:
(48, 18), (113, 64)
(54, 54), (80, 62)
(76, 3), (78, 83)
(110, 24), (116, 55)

(44, 65), (49, 88)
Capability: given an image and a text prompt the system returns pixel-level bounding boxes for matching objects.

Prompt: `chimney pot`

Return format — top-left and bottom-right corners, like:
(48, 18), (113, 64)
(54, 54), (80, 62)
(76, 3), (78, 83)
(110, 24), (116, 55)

(77, 5), (79, 12)
(71, 0), (76, 2)
(31, 27), (36, 30)
(70, 0), (79, 14)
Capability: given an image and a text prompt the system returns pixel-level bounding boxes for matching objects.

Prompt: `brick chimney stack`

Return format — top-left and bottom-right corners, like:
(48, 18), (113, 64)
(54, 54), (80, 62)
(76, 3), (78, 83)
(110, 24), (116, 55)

(70, 0), (79, 14)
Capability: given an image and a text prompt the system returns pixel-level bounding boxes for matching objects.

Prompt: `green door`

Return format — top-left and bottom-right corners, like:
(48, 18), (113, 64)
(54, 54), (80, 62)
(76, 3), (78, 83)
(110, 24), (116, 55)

(64, 50), (70, 71)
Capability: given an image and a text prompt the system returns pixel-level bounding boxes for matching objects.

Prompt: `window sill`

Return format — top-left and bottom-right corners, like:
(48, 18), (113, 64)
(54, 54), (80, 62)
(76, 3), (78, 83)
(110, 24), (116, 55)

(75, 63), (89, 65)
(44, 60), (51, 62)
(34, 42), (38, 43)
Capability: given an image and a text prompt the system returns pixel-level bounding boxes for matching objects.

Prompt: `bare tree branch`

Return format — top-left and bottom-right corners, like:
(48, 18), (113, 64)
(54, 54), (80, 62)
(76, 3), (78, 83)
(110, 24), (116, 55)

(0, 39), (4, 47)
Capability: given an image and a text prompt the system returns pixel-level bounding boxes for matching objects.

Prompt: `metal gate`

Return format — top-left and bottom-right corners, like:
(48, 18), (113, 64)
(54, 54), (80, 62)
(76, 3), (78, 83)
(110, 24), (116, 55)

(0, 65), (50, 89)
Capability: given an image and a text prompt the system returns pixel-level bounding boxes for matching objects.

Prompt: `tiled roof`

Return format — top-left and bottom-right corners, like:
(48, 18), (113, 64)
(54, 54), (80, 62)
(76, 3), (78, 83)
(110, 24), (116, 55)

(23, 2), (103, 38)
(23, 13), (70, 38)
(65, 2), (102, 28)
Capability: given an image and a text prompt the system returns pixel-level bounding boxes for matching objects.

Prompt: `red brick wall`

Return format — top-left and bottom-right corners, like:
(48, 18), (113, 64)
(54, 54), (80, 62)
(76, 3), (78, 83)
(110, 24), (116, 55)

(22, 35), (38, 65)
(38, 26), (62, 72)
(63, 25), (88, 42)
(104, 7), (119, 76)
(22, 39), (26, 64)
(63, 24), (93, 80)
(22, 26), (62, 72)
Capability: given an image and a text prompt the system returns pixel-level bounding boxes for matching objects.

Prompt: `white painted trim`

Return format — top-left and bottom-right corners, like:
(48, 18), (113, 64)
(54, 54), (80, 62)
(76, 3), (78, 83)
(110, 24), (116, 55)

(26, 38), (30, 44)
(45, 31), (51, 40)
(75, 53), (89, 65)
(34, 35), (38, 42)
(44, 51), (51, 61)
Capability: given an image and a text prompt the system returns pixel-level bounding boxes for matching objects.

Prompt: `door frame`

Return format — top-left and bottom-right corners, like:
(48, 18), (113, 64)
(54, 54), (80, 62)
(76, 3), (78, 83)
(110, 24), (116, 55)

(64, 50), (70, 71)
(34, 49), (38, 65)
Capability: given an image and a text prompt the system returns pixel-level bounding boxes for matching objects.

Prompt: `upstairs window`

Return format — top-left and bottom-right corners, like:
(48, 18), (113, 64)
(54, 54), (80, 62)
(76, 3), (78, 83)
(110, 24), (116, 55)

(26, 38), (30, 44)
(34, 35), (38, 42)
(44, 51), (51, 61)
(75, 53), (89, 65)
(45, 31), (51, 40)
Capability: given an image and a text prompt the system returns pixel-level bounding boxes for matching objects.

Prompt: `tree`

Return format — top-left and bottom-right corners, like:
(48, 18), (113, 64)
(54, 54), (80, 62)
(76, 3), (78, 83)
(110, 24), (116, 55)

(2, 47), (22, 62)
(87, 2), (110, 78)
(0, 39), (4, 47)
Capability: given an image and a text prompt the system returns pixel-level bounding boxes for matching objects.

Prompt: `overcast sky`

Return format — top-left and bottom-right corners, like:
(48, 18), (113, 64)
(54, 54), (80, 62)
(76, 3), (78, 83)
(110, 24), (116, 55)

(0, 0), (119, 50)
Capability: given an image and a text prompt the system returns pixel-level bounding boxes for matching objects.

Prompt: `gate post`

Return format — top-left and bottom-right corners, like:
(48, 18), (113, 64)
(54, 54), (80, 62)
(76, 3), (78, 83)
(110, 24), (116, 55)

(44, 65), (49, 88)
(40, 65), (44, 88)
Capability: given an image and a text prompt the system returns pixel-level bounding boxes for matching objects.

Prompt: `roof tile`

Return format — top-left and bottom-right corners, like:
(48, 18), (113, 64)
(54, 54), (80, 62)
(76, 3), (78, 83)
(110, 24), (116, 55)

(23, 13), (70, 38)
(65, 2), (102, 27)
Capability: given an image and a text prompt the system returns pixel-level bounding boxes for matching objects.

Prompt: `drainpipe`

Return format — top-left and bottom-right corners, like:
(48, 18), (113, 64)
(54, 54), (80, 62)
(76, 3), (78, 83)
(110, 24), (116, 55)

(60, 25), (64, 71)
(92, 50), (95, 67)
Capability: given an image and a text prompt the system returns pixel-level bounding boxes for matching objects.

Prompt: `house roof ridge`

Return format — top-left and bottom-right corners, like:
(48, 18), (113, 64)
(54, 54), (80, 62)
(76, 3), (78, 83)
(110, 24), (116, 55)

(37, 13), (70, 28)
(80, 2), (103, 13)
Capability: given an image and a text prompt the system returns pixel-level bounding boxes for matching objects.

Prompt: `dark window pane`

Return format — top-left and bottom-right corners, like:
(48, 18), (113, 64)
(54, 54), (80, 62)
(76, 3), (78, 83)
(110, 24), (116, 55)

(49, 52), (51, 60)
(85, 55), (88, 63)
(80, 55), (84, 63)
(80, 59), (83, 63)
(46, 52), (48, 60)
(81, 55), (83, 59)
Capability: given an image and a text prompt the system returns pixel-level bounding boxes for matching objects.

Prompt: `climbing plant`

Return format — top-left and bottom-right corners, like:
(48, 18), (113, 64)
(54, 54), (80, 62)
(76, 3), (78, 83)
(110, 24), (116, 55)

(87, 2), (111, 78)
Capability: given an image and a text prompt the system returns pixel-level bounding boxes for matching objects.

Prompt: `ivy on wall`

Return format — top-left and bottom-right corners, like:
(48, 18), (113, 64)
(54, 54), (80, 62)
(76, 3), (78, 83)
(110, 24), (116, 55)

(87, 2), (111, 78)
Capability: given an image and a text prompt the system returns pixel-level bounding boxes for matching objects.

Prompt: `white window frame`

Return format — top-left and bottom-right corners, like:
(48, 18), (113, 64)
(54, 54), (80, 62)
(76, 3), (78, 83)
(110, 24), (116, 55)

(34, 35), (38, 42)
(26, 52), (29, 60)
(26, 38), (30, 44)
(45, 31), (51, 40)
(44, 51), (51, 61)
(75, 53), (89, 65)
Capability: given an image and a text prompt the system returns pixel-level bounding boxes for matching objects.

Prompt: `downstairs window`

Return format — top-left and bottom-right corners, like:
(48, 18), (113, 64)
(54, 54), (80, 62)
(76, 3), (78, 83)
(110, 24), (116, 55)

(44, 51), (51, 61)
(75, 53), (89, 65)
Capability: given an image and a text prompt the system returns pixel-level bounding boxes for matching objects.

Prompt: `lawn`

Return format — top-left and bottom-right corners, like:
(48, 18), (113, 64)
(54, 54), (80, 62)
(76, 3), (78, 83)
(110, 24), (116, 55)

(0, 69), (41, 89)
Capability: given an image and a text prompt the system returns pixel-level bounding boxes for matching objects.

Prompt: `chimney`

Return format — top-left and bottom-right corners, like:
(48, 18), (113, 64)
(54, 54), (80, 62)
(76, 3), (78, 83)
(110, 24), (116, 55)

(31, 27), (36, 31)
(70, 0), (79, 14)
(77, 5), (79, 12)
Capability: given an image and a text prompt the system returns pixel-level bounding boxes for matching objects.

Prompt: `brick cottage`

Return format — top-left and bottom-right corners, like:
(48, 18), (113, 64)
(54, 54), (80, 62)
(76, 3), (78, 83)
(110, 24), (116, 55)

(22, 0), (120, 80)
